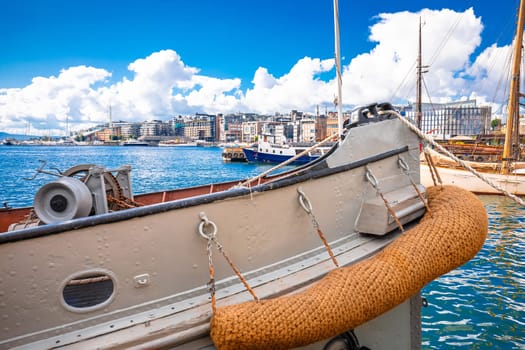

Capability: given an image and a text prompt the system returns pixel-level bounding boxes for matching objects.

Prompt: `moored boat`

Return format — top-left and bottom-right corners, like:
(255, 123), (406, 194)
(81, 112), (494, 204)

(121, 139), (149, 146)
(0, 103), (488, 349)
(421, 147), (525, 195)
(242, 140), (332, 165)
(420, 0), (525, 198)
(0, 0), (490, 347)
(222, 146), (247, 162)
(159, 140), (199, 147)
(1, 138), (18, 145)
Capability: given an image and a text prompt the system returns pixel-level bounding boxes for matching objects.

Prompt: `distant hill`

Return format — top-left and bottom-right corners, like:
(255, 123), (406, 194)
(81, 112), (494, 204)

(0, 132), (41, 141)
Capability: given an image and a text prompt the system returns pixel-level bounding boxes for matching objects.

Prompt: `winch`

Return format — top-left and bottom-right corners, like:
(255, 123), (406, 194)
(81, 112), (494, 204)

(9, 164), (137, 231)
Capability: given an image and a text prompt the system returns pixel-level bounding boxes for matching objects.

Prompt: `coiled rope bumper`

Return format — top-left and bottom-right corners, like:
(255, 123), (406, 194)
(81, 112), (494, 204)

(210, 185), (488, 350)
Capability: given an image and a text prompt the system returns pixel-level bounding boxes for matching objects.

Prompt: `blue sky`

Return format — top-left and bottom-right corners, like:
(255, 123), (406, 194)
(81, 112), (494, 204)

(0, 0), (522, 134)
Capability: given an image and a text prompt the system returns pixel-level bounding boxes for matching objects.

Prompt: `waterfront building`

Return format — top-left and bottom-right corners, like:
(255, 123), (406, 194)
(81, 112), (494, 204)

(79, 129), (100, 142)
(259, 122), (286, 144)
(220, 114), (249, 143)
(140, 120), (165, 137)
(71, 109), (348, 145)
(291, 110), (304, 122)
(112, 121), (140, 140)
(326, 112), (339, 137)
(95, 128), (113, 142)
(241, 121), (262, 143)
(184, 113), (218, 142)
(224, 122), (242, 142)
(398, 100), (492, 138)
(299, 119), (316, 142)
(170, 116), (188, 137)
(315, 115), (328, 141)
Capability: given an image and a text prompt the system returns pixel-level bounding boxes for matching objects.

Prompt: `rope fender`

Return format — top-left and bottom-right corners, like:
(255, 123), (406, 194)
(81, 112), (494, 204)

(210, 185), (488, 350)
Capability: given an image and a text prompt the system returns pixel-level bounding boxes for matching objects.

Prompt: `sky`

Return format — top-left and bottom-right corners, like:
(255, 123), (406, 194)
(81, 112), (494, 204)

(0, 0), (522, 136)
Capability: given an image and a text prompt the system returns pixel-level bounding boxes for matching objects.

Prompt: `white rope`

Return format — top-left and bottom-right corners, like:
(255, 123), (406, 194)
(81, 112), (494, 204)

(382, 110), (525, 206)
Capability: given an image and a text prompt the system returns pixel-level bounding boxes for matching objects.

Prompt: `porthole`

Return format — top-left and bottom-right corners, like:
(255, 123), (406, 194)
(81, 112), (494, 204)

(60, 269), (117, 313)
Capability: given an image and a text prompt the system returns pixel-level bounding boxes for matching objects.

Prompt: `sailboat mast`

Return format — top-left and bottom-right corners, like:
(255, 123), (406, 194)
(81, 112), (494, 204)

(333, 0), (344, 140)
(502, 0), (525, 174)
(416, 17), (423, 130)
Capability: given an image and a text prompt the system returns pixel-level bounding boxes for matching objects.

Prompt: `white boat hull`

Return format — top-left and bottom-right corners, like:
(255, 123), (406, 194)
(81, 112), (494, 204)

(421, 164), (525, 195)
(0, 114), (428, 349)
(0, 109), (488, 350)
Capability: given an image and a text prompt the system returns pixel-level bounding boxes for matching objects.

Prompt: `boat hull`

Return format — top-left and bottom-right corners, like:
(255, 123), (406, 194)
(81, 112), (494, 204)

(210, 185), (487, 349)
(243, 147), (319, 164)
(222, 147), (247, 162)
(421, 164), (525, 195)
(0, 116), (433, 349)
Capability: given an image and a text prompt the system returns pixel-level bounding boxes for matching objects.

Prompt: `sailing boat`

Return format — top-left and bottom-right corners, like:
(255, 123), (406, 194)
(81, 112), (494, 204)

(0, 2), (487, 349)
(420, 1), (525, 196)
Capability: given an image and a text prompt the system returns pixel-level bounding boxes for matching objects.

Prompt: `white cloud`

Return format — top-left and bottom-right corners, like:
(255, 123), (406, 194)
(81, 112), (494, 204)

(340, 8), (485, 105)
(0, 66), (110, 134)
(107, 50), (199, 119)
(243, 57), (335, 114)
(184, 75), (242, 113)
(251, 67), (277, 89)
(0, 8), (513, 135)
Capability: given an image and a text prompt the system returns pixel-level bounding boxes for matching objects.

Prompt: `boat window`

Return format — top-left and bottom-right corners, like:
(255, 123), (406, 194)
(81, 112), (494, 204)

(61, 270), (116, 312)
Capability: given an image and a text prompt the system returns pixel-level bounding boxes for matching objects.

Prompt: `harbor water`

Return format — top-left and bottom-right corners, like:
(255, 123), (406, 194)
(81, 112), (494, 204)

(0, 145), (523, 349)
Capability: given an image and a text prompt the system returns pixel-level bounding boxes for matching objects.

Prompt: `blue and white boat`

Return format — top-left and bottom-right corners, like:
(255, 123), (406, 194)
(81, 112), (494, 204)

(121, 139), (149, 146)
(242, 140), (331, 165)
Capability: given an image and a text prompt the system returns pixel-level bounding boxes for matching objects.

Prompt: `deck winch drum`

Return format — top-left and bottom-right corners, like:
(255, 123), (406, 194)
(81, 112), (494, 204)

(34, 176), (93, 224)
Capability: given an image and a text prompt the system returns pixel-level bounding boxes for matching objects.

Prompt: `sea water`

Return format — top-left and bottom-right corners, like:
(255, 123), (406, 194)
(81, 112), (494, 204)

(0, 145), (523, 349)
(422, 195), (524, 349)
(0, 145), (293, 208)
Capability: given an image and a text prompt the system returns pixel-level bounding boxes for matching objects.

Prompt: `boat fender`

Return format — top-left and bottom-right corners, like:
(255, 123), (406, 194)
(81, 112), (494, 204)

(210, 185), (488, 350)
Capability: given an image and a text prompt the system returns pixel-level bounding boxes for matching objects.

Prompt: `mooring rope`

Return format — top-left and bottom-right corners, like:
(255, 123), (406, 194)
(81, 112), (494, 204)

(198, 212), (258, 313)
(297, 187), (339, 267)
(398, 157), (432, 217)
(365, 166), (405, 232)
(382, 110), (525, 207)
(424, 150), (442, 187)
